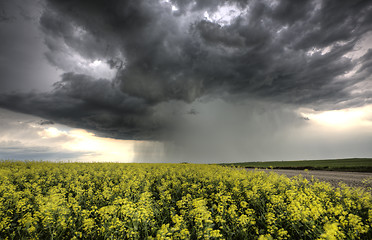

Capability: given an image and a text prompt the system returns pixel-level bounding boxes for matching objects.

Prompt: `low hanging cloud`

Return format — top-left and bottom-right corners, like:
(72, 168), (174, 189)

(0, 0), (372, 141)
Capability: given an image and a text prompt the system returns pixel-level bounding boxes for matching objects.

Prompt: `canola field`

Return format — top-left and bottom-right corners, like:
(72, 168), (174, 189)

(0, 161), (371, 239)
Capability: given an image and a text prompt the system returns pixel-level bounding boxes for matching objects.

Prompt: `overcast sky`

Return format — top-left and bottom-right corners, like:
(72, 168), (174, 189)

(0, 0), (372, 163)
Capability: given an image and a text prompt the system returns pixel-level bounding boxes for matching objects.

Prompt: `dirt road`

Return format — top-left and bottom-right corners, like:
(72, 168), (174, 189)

(248, 168), (372, 189)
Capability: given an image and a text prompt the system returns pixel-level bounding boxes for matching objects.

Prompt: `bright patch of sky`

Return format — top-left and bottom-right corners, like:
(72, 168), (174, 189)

(160, 0), (179, 12)
(340, 31), (372, 77)
(52, 43), (117, 80)
(203, 4), (246, 26)
(346, 31), (372, 60)
(300, 105), (372, 129)
(0, 109), (135, 162)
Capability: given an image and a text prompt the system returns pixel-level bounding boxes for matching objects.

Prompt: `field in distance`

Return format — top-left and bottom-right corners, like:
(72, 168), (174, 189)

(222, 158), (372, 172)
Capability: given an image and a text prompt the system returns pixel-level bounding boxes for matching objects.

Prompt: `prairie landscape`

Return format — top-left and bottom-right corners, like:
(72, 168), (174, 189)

(1, 0), (372, 239)
(1, 161), (371, 239)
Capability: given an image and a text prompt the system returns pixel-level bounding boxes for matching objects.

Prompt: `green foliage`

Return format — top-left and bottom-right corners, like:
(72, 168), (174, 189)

(0, 161), (371, 239)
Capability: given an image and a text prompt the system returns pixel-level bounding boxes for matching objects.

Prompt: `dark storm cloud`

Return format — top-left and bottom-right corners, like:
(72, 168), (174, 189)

(37, 0), (372, 104)
(0, 0), (60, 93)
(38, 120), (54, 125)
(0, 9), (16, 23)
(0, 73), (166, 140)
(1, 0), (372, 140)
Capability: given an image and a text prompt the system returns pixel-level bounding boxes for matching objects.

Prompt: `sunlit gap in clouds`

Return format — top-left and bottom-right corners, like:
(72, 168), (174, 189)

(38, 126), (135, 162)
(300, 104), (372, 129)
(51, 24), (122, 81)
(159, 0), (179, 12)
(65, 52), (117, 80)
(203, 4), (246, 26)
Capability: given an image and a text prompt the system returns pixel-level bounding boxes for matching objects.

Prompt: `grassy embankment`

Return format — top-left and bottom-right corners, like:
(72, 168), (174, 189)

(222, 158), (372, 172)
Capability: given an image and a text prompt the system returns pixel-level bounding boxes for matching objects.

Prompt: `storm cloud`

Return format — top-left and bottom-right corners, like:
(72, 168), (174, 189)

(0, 0), (372, 141)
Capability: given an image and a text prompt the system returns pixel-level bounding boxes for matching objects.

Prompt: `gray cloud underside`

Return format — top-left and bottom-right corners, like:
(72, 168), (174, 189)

(0, 144), (89, 161)
(0, 0), (372, 140)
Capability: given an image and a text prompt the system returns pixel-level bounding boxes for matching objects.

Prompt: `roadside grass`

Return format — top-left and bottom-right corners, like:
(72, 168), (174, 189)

(221, 158), (372, 172)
